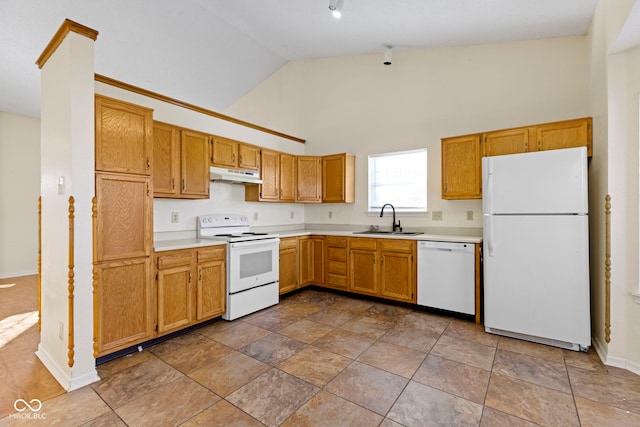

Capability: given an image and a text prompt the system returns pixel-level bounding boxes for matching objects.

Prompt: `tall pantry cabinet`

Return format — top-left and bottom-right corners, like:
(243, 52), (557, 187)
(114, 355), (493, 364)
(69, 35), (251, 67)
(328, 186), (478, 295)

(94, 95), (154, 357)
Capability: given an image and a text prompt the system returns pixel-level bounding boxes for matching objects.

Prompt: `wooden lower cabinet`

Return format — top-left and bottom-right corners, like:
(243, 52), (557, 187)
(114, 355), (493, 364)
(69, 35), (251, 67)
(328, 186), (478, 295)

(279, 237), (299, 294)
(155, 246), (226, 336)
(325, 237), (348, 290)
(349, 238), (379, 296)
(95, 257), (154, 357)
(379, 240), (416, 303)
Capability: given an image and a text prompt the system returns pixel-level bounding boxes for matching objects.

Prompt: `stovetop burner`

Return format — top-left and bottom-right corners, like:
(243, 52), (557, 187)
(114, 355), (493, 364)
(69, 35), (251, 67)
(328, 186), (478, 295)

(196, 214), (278, 242)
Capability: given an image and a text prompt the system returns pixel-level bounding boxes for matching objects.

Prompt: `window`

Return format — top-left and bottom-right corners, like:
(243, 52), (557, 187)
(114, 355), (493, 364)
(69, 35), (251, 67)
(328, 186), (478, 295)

(368, 149), (427, 213)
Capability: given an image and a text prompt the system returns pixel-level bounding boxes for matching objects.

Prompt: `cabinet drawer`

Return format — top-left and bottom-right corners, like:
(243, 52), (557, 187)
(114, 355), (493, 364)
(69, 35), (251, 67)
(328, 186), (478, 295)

(326, 237), (347, 248)
(280, 237), (298, 249)
(327, 247), (346, 261)
(157, 252), (193, 269)
(380, 239), (414, 252)
(327, 259), (347, 275)
(198, 246), (226, 263)
(350, 238), (377, 250)
(327, 273), (348, 287)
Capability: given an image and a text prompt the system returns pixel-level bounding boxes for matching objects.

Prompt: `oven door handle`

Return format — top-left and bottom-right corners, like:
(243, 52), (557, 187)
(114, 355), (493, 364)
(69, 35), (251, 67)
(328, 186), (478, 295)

(229, 238), (280, 249)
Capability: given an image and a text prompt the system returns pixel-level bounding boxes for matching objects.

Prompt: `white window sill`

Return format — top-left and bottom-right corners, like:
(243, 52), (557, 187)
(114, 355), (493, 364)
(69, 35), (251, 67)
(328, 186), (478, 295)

(633, 292), (640, 305)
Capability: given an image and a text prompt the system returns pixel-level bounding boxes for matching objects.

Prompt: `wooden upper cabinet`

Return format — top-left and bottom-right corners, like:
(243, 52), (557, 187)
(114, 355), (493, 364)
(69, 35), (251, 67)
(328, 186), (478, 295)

(238, 144), (261, 171)
(181, 130), (210, 197)
(95, 95), (153, 175)
(322, 153), (355, 203)
(441, 134), (482, 200)
(483, 127), (531, 157)
(536, 117), (592, 156)
(153, 122), (180, 196)
(211, 135), (260, 171)
(153, 123), (209, 199)
(210, 136), (237, 168)
(279, 153), (296, 202)
(296, 156), (322, 203)
(245, 149), (295, 202)
(95, 172), (152, 261)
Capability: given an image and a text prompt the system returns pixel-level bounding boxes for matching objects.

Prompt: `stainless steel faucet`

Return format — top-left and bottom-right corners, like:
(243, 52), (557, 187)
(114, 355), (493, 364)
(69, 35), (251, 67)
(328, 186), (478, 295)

(380, 203), (401, 232)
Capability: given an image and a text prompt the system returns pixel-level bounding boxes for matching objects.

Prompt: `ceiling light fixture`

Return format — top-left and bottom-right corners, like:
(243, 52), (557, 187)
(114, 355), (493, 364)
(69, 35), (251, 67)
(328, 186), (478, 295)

(329, 0), (343, 19)
(383, 45), (393, 65)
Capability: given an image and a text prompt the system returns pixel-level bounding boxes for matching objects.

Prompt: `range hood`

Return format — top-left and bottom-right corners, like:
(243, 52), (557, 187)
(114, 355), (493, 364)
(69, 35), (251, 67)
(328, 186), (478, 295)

(209, 166), (262, 184)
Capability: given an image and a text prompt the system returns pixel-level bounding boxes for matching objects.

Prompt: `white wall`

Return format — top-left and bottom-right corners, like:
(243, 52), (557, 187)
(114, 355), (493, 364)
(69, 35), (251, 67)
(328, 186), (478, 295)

(225, 36), (590, 230)
(0, 112), (40, 278)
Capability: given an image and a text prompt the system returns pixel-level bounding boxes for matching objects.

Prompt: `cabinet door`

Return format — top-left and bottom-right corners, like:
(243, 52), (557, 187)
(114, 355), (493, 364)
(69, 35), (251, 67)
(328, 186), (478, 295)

(380, 251), (415, 303)
(95, 172), (152, 261)
(259, 149), (280, 200)
(238, 144), (260, 171)
(441, 135), (482, 200)
(279, 239), (299, 294)
(299, 237), (312, 286)
(153, 122), (180, 196)
(323, 153), (355, 203)
(197, 259), (226, 320)
(296, 156), (322, 203)
(536, 118), (592, 156)
(279, 153), (296, 202)
(311, 237), (325, 285)
(157, 264), (193, 334)
(211, 136), (238, 168)
(181, 130), (210, 198)
(95, 95), (153, 175)
(483, 128), (530, 157)
(349, 249), (378, 296)
(95, 257), (153, 356)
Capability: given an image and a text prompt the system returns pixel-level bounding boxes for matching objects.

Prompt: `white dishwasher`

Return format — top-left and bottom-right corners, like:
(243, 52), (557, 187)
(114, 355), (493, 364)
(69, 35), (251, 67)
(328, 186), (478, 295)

(417, 241), (475, 315)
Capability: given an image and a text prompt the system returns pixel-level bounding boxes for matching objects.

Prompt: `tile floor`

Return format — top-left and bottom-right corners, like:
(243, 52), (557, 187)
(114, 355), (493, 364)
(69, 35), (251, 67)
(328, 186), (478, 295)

(2, 275), (640, 426)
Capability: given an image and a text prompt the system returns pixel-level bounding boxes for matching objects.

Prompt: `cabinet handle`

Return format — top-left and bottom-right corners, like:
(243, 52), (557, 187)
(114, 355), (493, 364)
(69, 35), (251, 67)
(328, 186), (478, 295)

(538, 140), (542, 151)
(182, 179), (185, 191)
(524, 141), (528, 151)
(199, 269), (202, 282)
(171, 178), (175, 190)
(146, 157), (150, 170)
(146, 182), (150, 196)
(239, 155), (243, 165)
(188, 271), (192, 283)
(232, 153), (236, 163)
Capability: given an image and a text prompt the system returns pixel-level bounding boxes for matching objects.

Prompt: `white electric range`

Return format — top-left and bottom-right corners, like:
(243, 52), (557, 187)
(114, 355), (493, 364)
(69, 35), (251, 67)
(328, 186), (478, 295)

(197, 214), (280, 320)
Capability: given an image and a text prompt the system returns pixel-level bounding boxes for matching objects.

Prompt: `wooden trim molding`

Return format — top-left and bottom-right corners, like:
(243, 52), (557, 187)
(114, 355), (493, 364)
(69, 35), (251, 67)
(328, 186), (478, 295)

(67, 197), (75, 367)
(38, 196), (42, 332)
(36, 19), (99, 69)
(605, 194), (611, 343)
(92, 197), (99, 358)
(94, 74), (306, 144)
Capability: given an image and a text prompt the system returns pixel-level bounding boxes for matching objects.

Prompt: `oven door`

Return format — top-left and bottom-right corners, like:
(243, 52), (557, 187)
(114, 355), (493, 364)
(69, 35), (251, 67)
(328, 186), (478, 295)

(228, 238), (280, 294)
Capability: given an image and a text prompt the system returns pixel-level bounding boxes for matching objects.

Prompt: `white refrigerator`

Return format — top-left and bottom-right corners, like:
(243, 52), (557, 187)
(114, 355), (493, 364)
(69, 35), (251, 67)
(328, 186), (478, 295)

(482, 146), (590, 351)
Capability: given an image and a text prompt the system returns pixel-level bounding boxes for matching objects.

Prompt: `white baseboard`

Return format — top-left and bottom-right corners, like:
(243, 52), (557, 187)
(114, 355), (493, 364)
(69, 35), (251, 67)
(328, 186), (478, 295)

(0, 270), (37, 279)
(35, 345), (100, 391)
(591, 334), (640, 376)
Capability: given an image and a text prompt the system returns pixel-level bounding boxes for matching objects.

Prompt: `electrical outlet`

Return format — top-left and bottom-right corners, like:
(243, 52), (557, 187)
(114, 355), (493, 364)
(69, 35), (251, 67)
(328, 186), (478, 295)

(466, 210), (474, 221)
(432, 211), (443, 221)
(328, 211), (333, 219)
(171, 212), (179, 223)
(290, 211), (294, 219)
(253, 212), (258, 221)
(58, 321), (64, 340)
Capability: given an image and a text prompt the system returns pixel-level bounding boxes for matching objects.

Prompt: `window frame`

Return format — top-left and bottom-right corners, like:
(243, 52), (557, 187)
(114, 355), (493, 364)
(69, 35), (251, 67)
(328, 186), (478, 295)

(367, 148), (428, 214)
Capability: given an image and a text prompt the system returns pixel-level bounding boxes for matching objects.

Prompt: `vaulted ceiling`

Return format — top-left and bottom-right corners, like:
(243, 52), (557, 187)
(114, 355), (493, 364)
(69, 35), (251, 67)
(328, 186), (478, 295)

(1, 0), (600, 119)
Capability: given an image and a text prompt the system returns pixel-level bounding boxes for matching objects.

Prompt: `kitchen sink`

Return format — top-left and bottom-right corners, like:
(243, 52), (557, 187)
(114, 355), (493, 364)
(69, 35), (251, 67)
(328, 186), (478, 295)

(354, 230), (423, 236)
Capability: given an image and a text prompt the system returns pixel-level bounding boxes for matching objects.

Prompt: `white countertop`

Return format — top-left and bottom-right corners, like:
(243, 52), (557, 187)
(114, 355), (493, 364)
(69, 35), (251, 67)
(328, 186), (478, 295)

(154, 225), (482, 251)
(275, 228), (482, 244)
(154, 238), (227, 252)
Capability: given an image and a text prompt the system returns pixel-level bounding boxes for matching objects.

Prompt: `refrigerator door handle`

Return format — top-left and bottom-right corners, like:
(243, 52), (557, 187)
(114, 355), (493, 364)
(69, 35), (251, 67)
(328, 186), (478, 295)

(483, 159), (493, 214)
(486, 215), (495, 257)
